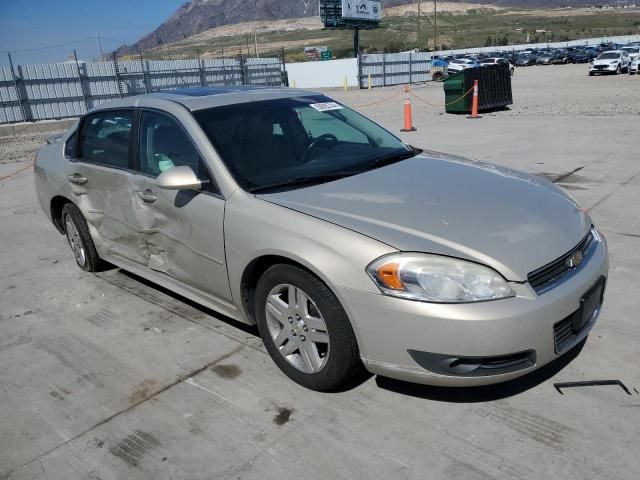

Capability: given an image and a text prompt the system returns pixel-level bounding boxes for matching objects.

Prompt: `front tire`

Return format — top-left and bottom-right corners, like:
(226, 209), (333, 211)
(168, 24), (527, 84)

(255, 264), (364, 391)
(62, 203), (101, 272)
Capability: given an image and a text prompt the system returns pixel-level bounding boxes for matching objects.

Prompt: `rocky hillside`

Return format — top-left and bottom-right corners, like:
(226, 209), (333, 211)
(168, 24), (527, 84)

(116, 1), (412, 55)
(115, 0), (629, 56)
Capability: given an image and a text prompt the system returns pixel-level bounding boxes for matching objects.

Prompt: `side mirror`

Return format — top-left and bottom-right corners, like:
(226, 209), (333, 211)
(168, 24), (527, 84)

(156, 165), (202, 191)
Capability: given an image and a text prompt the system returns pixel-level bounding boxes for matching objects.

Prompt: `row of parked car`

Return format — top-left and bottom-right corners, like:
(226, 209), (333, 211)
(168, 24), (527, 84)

(435, 42), (640, 77)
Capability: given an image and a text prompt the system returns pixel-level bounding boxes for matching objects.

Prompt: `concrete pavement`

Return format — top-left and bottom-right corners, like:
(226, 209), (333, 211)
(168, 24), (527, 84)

(1, 89), (639, 479)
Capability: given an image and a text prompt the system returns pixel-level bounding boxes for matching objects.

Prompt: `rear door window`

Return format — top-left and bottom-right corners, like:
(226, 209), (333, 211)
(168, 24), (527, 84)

(79, 110), (133, 169)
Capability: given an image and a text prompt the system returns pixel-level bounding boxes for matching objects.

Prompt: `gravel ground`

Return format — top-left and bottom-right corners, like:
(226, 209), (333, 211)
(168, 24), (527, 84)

(0, 131), (63, 165)
(0, 63), (637, 171)
(329, 63), (640, 118)
(2, 61), (640, 480)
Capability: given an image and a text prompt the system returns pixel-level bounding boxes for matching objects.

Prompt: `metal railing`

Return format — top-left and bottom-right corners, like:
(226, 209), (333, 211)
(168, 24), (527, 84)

(0, 53), (287, 124)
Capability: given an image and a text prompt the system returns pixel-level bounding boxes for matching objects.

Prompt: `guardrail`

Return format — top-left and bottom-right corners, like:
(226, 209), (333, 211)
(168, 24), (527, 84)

(0, 55), (286, 124)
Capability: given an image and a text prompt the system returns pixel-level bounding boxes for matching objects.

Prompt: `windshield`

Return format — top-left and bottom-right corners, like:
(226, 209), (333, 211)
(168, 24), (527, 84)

(622, 47), (639, 53)
(598, 52), (620, 60)
(193, 95), (413, 192)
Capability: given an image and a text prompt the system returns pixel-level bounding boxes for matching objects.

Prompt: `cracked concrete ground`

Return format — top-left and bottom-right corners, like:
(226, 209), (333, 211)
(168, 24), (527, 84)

(1, 66), (639, 479)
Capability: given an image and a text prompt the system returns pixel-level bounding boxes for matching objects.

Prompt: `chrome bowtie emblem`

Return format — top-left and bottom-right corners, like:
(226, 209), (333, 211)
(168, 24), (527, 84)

(567, 251), (583, 269)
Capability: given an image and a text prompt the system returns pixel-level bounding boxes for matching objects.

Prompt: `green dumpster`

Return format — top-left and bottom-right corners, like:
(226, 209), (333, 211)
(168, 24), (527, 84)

(443, 64), (513, 114)
(443, 71), (470, 114)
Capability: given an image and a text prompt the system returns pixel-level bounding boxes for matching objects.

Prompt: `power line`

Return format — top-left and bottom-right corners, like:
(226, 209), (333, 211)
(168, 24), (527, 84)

(0, 37), (97, 53)
(1, 35), (128, 54)
(97, 36), (128, 46)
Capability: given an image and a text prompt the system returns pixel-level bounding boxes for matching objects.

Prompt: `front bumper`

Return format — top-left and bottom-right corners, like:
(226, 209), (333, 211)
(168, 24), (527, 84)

(339, 233), (609, 387)
(590, 64), (618, 73)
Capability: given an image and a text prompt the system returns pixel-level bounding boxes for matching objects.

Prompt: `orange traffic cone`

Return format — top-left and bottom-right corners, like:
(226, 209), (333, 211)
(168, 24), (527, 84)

(400, 85), (416, 132)
(467, 79), (481, 119)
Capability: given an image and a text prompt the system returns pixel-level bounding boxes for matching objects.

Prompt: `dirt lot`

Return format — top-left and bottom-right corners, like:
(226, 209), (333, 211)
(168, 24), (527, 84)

(1, 65), (639, 480)
(329, 63), (640, 118)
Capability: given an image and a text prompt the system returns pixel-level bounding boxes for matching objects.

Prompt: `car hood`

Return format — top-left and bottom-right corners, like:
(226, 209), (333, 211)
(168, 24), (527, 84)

(257, 152), (591, 281)
(593, 58), (618, 65)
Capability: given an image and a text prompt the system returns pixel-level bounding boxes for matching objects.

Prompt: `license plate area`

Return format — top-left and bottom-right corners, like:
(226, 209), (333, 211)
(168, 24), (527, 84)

(553, 276), (606, 354)
(572, 276), (606, 332)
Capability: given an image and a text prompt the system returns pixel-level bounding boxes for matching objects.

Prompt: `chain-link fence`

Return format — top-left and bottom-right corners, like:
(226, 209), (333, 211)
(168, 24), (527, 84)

(0, 52), (287, 124)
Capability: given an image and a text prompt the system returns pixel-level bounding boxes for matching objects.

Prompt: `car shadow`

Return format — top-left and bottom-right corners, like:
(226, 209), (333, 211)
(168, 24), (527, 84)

(101, 269), (584, 399)
(375, 339), (587, 402)
(115, 269), (260, 337)
(109, 269), (379, 392)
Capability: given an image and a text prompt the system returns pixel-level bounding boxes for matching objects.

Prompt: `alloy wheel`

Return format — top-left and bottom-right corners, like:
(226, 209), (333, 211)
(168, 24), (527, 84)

(65, 216), (86, 267)
(264, 283), (330, 374)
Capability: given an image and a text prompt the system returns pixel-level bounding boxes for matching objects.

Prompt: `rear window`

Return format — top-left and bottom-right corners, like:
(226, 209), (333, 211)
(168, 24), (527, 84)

(79, 110), (133, 169)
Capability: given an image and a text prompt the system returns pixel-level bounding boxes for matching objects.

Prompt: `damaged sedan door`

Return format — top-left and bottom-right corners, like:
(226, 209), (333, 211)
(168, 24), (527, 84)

(127, 110), (231, 302)
(70, 110), (142, 262)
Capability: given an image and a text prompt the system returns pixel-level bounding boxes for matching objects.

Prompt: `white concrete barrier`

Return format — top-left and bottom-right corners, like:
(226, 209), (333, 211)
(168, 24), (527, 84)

(286, 58), (358, 89)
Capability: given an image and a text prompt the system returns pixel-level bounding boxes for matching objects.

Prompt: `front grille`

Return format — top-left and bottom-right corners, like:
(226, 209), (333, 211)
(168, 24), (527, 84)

(528, 230), (596, 294)
(553, 315), (574, 352)
(594, 65), (609, 70)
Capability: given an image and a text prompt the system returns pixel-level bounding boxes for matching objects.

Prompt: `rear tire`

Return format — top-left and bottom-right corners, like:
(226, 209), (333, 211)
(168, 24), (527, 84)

(255, 264), (364, 391)
(62, 203), (101, 272)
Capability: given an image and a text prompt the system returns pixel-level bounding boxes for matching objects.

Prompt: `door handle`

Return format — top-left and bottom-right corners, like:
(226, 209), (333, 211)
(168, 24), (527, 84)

(68, 174), (88, 185)
(136, 190), (157, 203)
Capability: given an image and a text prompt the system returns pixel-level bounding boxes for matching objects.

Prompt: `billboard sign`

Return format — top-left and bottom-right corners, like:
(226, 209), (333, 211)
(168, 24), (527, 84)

(341, 1), (382, 22)
(320, 0), (381, 28)
(304, 46), (330, 60)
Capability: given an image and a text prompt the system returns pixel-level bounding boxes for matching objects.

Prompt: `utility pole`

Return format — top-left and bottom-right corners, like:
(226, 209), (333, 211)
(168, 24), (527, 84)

(417, 0), (421, 49)
(254, 32), (259, 58)
(253, 1), (259, 58)
(96, 35), (104, 60)
(433, 0), (438, 51)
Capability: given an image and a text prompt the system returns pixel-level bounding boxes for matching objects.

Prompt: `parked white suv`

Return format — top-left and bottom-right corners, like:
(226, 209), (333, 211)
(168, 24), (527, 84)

(620, 46), (640, 62)
(589, 50), (631, 75)
(629, 57), (639, 75)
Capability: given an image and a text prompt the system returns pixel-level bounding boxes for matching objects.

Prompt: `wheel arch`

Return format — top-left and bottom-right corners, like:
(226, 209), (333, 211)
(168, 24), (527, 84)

(240, 254), (327, 325)
(50, 195), (74, 234)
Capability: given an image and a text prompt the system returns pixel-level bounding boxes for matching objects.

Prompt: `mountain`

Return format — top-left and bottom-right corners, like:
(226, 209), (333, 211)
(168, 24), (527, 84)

(115, 0), (631, 56)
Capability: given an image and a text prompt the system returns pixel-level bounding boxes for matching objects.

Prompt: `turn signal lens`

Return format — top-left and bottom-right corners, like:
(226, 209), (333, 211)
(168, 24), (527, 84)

(376, 262), (404, 290)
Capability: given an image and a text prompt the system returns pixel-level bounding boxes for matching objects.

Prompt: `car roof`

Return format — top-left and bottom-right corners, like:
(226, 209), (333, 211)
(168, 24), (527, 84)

(601, 50), (623, 54)
(90, 86), (323, 113)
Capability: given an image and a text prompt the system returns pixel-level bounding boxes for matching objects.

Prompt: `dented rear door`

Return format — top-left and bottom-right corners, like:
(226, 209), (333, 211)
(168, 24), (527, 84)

(72, 109), (149, 264)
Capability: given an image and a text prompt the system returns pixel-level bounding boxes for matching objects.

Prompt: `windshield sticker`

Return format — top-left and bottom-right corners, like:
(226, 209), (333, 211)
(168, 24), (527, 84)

(309, 102), (344, 112)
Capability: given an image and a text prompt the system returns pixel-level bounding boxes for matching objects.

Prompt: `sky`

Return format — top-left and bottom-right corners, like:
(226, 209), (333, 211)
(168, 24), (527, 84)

(0, 0), (185, 65)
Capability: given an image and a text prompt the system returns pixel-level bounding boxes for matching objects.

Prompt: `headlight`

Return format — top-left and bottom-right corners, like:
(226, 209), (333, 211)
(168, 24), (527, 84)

(366, 253), (514, 303)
